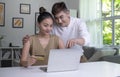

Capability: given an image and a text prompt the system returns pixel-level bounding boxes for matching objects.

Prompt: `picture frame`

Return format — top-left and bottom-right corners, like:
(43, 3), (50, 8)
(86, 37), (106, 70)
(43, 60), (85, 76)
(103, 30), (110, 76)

(12, 17), (23, 28)
(0, 2), (5, 27)
(35, 12), (39, 34)
(20, 4), (30, 14)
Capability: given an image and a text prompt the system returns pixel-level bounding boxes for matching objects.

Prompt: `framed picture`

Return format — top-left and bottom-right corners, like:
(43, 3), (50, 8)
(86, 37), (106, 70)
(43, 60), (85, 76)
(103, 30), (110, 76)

(12, 17), (23, 28)
(20, 4), (30, 14)
(35, 12), (39, 34)
(0, 2), (5, 27)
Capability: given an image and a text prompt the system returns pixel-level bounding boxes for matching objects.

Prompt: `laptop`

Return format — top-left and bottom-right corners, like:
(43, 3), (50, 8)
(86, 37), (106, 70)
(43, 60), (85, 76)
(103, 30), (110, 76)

(40, 49), (82, 72)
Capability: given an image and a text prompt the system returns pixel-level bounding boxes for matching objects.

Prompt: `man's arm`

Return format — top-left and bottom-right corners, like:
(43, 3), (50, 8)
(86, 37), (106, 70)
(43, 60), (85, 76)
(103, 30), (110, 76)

(66, 19), (90, 48)
(66, 38), (85, 48)
(77, 19), (90, 46)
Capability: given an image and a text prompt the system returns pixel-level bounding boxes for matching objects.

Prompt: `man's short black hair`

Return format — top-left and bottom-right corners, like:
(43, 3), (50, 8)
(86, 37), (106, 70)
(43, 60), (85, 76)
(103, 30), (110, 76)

(52, 2), (68, 15)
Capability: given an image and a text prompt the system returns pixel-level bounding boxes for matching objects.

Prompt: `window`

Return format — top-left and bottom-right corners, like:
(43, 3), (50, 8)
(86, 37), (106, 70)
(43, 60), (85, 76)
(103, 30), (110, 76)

(102, 0), (120, 46)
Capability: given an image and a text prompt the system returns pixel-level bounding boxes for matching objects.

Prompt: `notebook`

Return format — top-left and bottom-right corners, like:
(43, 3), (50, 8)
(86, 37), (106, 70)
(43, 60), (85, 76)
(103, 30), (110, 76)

(40, 49), (82, 72)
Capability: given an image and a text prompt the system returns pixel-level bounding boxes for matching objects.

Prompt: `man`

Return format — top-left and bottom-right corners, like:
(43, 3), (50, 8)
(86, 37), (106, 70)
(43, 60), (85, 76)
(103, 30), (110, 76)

(23, 2), (90, 62)
(51, 2), (90, 48)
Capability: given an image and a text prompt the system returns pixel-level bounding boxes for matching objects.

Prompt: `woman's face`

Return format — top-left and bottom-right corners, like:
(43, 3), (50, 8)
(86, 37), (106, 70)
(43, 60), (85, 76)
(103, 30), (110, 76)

(38, 18), (53, 35)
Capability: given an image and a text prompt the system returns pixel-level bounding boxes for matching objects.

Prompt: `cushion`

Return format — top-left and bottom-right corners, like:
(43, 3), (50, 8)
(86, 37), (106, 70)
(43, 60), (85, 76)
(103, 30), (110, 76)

(88, 48), (116, 61)
(83, 46), (97, 59)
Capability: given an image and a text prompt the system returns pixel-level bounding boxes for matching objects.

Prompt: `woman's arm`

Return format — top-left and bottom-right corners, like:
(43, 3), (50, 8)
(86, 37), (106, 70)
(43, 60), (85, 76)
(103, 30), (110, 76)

(20, 40), (30, 67)
(58, 37), (65, 49)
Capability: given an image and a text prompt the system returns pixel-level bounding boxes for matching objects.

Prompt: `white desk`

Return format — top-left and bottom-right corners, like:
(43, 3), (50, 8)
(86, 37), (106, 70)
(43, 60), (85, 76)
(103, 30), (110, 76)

(0, 61), (120, 77)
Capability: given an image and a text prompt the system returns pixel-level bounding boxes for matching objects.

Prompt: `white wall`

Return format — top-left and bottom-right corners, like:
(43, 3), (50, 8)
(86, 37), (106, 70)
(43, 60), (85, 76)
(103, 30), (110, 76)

(0, 0), (65, 47)
(65, 0), (80, 17)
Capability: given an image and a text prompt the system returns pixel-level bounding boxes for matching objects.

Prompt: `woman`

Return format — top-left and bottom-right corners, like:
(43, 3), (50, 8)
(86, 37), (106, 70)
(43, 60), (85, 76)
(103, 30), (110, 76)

(20, 10), (65, 67)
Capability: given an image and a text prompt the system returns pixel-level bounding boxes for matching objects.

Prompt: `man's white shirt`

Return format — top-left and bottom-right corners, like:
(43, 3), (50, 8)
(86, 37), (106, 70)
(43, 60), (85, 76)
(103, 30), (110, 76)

(52, 17), (90, 47)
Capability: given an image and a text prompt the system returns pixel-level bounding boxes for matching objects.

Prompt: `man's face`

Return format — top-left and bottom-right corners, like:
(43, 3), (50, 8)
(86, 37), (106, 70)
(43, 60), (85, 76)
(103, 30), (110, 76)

(54, 11), (70, 27)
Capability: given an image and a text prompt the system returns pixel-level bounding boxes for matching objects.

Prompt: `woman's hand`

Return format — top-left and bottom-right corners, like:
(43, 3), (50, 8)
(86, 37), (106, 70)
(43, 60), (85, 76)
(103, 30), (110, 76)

(27, 55), (37, 66)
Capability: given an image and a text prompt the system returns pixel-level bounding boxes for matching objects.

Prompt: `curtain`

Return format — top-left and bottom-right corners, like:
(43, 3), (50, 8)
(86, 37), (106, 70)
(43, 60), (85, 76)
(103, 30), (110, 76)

(80, 0), (103, 47)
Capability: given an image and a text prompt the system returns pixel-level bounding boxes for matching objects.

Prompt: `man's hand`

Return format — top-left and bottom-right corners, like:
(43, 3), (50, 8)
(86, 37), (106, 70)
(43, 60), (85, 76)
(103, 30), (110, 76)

(66, 38), (85, 48)
(66, 39), (77, 48)
(22, 35), (30, 45)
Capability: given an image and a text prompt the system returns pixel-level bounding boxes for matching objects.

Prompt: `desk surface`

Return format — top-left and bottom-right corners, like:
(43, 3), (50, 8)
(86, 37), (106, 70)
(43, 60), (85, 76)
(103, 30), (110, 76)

(0, 61), (120, 77)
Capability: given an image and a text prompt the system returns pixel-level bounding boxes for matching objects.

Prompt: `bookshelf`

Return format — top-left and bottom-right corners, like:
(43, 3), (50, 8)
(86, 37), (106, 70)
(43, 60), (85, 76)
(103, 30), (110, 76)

(0, 47), (22, 67)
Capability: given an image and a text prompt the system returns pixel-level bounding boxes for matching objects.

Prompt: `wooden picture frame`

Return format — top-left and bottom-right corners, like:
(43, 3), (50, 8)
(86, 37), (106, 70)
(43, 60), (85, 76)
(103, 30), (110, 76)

(35, 12), (39, 34)
(12, 17), (23, 28)
(20, 4), (30, 14)
(0, 2), (5, 27)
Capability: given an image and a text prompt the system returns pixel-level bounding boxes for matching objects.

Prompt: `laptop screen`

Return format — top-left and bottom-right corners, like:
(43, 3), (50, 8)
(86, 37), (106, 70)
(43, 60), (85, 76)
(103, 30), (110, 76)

(45, 49), (82, 72)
